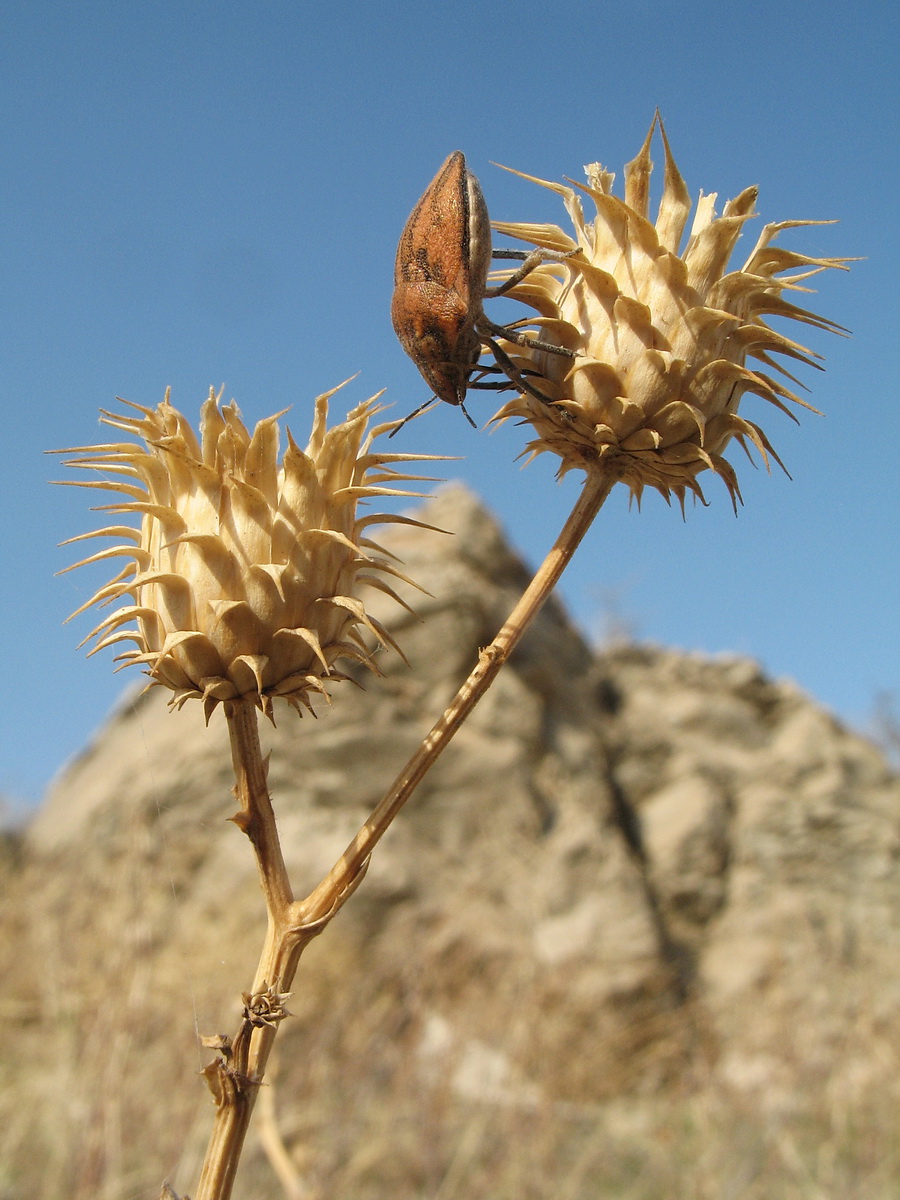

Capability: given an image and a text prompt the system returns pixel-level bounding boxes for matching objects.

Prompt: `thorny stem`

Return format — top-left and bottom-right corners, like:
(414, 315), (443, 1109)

(188, 468), (615, 1200)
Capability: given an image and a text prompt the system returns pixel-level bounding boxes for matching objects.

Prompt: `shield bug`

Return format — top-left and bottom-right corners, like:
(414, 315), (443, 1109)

(391, 151), (577, 429)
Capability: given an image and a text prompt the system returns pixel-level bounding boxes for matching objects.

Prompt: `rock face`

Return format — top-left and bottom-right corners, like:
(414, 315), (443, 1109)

(2, 485), (899, 1200)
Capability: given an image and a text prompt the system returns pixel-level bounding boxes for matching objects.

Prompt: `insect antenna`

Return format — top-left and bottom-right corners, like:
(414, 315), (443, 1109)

(388, 396), (438, 439)
(388, 394), (477, 439)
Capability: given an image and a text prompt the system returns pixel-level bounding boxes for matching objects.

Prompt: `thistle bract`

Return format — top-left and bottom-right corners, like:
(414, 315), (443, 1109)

(60, 384), (435, 719)
(491, 117), (849, 507)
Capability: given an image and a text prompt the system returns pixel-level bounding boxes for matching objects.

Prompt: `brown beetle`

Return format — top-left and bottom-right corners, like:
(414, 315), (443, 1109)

(391, 151), (576, 428)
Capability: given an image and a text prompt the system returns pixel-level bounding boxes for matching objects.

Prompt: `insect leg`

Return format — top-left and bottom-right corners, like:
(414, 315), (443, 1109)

(483, 336), (564, 409)
(479, 315), (577, 360)
(484, 247), (581, 299)
(467, 362), (548, 392)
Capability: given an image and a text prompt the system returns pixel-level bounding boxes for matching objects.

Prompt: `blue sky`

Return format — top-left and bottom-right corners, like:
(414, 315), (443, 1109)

(2, 1), (897, 807)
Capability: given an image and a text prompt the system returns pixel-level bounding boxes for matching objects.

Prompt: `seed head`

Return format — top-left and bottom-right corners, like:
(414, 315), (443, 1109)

(491, 116), (850, 508)
(58, 384), (438, 720)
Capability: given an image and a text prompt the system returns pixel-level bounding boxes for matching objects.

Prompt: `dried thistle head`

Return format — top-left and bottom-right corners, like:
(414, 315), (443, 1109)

(58, 383), (438, 720)
(491, 116), (850, 508)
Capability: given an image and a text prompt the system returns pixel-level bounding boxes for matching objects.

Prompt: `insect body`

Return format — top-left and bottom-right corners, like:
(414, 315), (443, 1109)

(391, 151), (576, 427)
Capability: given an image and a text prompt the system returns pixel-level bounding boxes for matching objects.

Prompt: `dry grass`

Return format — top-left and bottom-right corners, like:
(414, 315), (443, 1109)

(2, 812), (898, 1200)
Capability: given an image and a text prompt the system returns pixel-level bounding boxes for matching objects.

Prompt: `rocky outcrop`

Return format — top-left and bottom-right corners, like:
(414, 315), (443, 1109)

(2, 485), (898, 1199)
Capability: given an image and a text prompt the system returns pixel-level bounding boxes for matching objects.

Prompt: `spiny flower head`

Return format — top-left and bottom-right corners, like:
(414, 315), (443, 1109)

(491, 116), (850, 508)
(58, 383), (439, 720)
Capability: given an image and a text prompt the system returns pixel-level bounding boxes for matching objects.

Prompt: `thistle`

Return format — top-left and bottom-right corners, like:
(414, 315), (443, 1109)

(58, 383), (435, 721)
(52, 128), (849, 1200)
(491, 116), (850, 507)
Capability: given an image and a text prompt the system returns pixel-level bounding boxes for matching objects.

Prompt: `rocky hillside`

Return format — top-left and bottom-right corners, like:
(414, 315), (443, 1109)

(2, 486), (898, 1200)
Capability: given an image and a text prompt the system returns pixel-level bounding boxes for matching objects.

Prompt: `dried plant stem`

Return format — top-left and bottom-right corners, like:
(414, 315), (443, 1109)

(298, 468), (616, 921)
(191, 703), (303, 1200)
(189, 468), (615, 1200)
